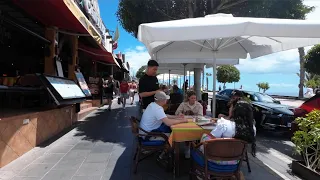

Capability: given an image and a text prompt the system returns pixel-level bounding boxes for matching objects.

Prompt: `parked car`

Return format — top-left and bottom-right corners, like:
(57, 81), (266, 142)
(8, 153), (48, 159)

(212, 89), (295, 132)
(291, 93), (320, 133)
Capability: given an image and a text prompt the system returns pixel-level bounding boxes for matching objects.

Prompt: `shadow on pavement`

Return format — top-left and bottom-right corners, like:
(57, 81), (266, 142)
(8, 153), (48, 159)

(256, 131), (302, 161)
(73, 102), (140, 180)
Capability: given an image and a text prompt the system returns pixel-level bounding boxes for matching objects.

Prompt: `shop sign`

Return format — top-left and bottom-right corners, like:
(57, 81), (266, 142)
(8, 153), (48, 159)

(78, 0), (107, 49)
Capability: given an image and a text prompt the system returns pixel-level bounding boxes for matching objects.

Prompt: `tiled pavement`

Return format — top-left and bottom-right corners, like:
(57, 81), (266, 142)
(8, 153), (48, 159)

(0, 98), (299, 180)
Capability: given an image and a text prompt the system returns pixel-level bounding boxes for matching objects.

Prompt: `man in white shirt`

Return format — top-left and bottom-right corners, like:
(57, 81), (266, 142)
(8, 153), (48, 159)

(140, 91), (188, 136)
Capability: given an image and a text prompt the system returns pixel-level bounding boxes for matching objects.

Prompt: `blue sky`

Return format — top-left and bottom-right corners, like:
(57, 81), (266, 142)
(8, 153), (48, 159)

(98, 0), (320, 96)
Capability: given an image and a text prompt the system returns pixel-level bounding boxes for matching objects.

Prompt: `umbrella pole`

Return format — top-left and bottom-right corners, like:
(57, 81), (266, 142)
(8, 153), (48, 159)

(183, 64), (186, 98)
(212, 53), (217, 117)
(169, 70), (171, 88)
(163, 74), (165, 84)
(202, 64), (205, 90)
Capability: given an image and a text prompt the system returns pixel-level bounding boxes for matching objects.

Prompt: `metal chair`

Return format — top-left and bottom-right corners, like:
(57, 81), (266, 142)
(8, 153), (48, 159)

(189, 138), (247, 180)
(129, 116), (172, 174)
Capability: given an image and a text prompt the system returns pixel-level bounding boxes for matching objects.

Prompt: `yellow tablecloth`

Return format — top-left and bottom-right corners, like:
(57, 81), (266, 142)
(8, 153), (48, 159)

(168, 121), (210, 146)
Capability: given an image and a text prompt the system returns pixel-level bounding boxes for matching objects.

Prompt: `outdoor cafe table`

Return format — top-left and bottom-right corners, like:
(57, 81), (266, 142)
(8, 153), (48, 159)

(168, 120), (214, 177)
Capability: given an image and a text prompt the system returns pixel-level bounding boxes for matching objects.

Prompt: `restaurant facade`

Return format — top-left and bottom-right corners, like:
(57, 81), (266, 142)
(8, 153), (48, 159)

(0, 0), (128, 167)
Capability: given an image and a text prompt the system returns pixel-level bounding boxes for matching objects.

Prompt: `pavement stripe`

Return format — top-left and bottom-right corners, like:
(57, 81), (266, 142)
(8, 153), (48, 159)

(256, 142), (293, 164)
(256, 142), (301, 180)
(262, 162), (291, 180)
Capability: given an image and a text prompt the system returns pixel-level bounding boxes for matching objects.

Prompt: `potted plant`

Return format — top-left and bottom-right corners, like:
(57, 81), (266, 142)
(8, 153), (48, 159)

(291, 110), (320, 179)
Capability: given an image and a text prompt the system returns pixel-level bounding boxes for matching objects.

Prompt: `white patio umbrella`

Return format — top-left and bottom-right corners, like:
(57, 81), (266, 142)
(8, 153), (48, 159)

(138, 13), (320, 117)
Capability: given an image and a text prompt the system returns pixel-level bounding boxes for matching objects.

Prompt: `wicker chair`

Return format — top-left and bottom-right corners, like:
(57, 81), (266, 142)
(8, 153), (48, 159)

(189, 138), (247, 180)
(129, 116), (172, 173)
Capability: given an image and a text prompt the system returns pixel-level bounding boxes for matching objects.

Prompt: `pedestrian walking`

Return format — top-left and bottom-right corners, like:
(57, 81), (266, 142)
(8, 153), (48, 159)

(120, 79), (129, 109)
(103, 76), (115, 111)
(129, 81), (137, 105)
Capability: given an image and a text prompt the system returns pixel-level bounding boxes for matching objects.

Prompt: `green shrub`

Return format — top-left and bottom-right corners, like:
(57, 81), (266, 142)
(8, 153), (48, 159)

(292, 110), (320, 171)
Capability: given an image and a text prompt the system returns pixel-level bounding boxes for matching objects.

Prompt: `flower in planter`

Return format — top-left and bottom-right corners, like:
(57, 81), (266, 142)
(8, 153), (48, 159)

(292, 110), (320, 172)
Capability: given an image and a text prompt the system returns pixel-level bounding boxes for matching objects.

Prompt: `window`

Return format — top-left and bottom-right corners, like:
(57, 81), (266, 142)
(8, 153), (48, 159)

(255, 93), (275, 103)
(244, 92), (258, 101)
(219, 89), (233, 97)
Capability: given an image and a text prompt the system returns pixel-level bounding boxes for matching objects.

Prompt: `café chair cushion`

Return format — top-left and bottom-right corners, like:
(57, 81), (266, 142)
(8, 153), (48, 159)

(191, 150), (238, 172)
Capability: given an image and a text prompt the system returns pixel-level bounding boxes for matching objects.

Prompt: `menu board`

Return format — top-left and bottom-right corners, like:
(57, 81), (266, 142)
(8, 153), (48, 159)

(88, 77), (100, 95)
(75, 72), (91, 97)
(55, 59), (64, 77)
(45, 76), (86, 99)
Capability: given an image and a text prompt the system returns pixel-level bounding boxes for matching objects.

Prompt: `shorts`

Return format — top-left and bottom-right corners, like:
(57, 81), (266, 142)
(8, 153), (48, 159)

(105, 93), (113, 100)
(151, 123), (172, 133)
(145, 123), (171, 141)
(129, 90), (135, 97)
(120, 93), (128, 99)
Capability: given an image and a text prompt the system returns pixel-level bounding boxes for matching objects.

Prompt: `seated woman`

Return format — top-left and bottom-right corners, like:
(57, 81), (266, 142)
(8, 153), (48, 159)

(218, 90), (243, 119)
(175, 91), (203, 158)
(175, 91), (203, 116)
(200, 100), (257, 163)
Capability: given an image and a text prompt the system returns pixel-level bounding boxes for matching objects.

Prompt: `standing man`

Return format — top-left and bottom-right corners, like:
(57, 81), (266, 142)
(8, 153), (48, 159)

(183, 80), (189, 91)
(119, 79), (129, 109)
(103, 75), (115, 111)
(139, 60), (161, 111)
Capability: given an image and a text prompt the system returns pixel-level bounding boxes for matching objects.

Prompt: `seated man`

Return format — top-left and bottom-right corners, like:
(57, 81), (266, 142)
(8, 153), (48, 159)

(140, 91), (188, 140)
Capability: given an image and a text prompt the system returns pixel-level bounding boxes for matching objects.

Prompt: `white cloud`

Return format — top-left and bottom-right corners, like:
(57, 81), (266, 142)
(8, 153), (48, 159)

(236, 48), (310, 74)
(236, 0), (320, 74)
(124, 46), (150, 74)
(136, 46), (146, 51)
(305, 0), (320, 20)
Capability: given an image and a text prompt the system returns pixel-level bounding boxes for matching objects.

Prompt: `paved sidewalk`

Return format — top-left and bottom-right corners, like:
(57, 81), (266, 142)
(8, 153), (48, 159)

(0, 98), (294, 180)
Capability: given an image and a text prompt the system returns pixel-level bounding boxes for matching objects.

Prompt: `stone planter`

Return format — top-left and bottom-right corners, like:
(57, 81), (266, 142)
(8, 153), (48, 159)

(292, 160), (320, 180)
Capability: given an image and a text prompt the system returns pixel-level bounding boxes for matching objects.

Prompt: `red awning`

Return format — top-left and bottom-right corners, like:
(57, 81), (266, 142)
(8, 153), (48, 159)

(78, 43), (115, 64)
(13, 0), (86, 33)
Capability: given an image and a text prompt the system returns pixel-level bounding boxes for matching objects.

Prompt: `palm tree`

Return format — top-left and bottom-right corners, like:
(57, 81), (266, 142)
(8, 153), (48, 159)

(257, 83), (262, 92)
(298, 47), (306, 98)
(206, 73), (212, 91)
(257, 82), (270, 93)
(262, 82), (270, 93)
(296, 72), (320, 87)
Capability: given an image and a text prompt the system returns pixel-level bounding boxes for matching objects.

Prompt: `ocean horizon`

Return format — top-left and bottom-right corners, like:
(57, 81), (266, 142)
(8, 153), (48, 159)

(159, 74), (308, 98)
